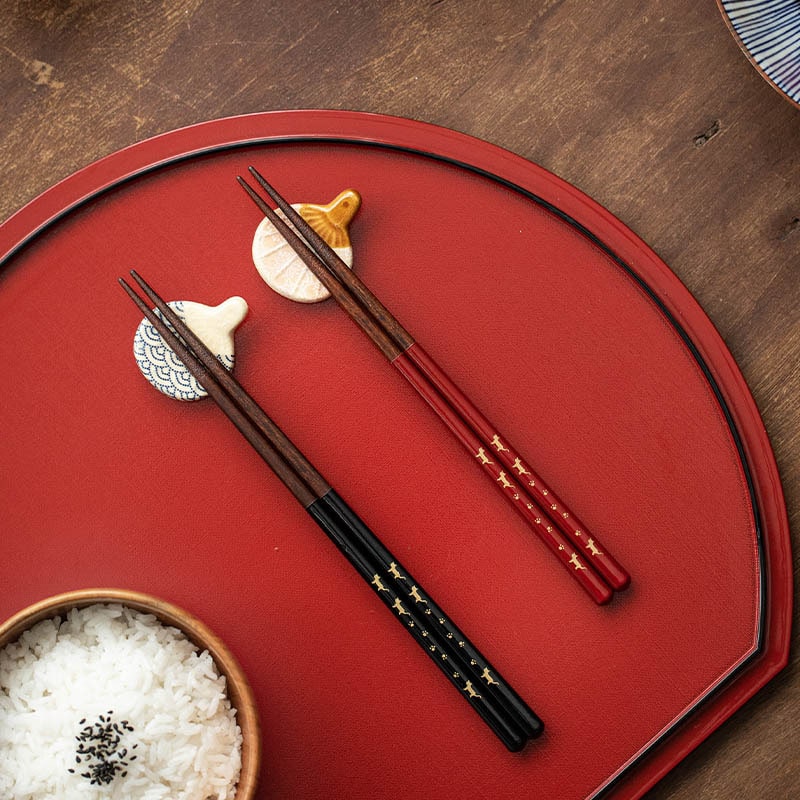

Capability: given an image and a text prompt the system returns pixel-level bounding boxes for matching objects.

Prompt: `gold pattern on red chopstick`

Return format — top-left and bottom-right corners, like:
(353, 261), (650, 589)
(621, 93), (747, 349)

(475, 447), (493, 465)
(512, 458), (529, 476)
(496, 471), (520, 499)
(586, 539), (603, 557)
(569, 553), (588, 571)
(237, 170), (628, 602)
(490, 434), (508, 452)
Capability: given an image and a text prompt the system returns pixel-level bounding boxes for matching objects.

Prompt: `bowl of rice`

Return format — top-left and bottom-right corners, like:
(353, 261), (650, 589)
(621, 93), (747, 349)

(0, 588), (261, 800)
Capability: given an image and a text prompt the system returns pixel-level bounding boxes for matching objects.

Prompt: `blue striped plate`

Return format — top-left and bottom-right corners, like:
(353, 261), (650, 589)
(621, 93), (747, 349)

(718, 0), (800, 107)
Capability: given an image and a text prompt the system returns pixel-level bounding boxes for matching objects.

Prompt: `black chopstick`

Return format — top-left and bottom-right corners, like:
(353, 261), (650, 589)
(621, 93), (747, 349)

(309, 492), (538, 748)
(319, 489), (543, 740)
(119, 271), (543, 750)
(120, 271), (537, 749)
(237, 169), (629, 603)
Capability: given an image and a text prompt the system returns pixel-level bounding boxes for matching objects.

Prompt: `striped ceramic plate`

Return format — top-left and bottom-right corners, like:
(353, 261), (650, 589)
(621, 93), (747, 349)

(718, 0), (800, 107)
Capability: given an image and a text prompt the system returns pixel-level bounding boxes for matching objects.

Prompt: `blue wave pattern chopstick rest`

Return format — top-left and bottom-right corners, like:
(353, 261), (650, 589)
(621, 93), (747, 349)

(133, 297), (248, 400)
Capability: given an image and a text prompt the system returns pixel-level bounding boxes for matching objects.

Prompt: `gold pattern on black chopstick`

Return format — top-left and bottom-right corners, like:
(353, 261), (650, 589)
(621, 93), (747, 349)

(120, 271), (543, 752)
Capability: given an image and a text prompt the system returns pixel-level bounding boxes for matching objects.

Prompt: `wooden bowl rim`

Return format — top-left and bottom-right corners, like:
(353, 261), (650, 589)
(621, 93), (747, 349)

(0, 587), (261, 799)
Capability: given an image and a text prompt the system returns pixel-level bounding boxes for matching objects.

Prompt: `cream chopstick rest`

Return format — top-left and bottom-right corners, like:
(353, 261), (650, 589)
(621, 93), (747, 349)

(133, 296), (248, 401)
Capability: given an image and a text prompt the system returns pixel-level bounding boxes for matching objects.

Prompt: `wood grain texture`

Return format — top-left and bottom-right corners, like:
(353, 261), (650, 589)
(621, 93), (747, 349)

(0, 1), (797, 797)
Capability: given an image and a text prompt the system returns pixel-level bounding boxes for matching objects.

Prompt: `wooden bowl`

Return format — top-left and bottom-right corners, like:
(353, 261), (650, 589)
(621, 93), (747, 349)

(0, 588), (261, 799)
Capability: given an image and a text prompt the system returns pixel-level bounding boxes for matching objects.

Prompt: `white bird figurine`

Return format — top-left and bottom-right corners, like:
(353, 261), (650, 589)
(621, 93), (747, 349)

(133, 296), (248, 401)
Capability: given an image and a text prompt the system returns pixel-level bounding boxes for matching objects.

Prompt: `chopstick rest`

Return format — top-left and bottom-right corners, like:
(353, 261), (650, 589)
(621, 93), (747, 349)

(251, 189), (360, 303)
(133, 296), (248, 401)
(120, 271), (542, 751)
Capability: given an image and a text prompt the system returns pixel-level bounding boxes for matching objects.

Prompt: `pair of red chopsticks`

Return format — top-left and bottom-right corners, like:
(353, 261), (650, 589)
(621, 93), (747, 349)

(238, 167), (630, 604)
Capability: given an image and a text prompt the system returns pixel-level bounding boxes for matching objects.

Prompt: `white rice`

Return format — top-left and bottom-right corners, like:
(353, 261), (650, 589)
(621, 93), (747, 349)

(0, 603), (243, 800)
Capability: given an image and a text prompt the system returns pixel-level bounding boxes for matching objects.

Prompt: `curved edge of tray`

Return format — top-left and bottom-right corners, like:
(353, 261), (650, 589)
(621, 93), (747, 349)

(0, 110), (791, 799)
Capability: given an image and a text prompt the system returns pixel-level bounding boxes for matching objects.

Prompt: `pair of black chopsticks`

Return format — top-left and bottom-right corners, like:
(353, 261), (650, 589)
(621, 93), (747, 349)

(237, 168), (630, 605)
(120, 271), (542, 751)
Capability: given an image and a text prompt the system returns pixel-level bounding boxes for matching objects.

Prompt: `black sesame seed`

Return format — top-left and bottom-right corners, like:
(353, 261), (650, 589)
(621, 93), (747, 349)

(70, 712), (136, 786)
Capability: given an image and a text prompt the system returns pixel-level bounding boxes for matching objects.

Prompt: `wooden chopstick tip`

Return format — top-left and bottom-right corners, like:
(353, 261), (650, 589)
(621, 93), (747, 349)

(247, 165), (264, 182)
(118, 271), (157, 310)
(237, 175), (272, 216)
(246, 166), (287, 206)
(118, 275), (144, 308)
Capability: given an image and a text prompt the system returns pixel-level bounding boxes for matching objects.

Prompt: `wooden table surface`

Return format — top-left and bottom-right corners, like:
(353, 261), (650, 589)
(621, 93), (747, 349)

(1, 2), (796, 797)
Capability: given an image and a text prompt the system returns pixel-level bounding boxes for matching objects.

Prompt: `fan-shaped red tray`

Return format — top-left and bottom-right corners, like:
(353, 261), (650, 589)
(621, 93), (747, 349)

(0, 111), (791, 799)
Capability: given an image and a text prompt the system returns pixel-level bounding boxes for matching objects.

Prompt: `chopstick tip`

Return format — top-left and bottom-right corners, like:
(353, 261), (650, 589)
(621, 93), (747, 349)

(128, 269), (148, 293)
(118, 276), (146, 310)
(237, 176), (272, 215)
(247, 166), (272, 191)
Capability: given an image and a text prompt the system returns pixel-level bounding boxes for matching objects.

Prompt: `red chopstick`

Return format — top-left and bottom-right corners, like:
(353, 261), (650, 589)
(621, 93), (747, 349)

(405, 345), (630, 592)
(238, 168), (629, 603)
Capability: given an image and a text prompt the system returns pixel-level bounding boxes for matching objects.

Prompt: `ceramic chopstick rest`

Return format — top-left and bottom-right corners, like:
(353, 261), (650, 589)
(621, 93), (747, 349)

(133, 296), (248, 401)
(251, 189), (361, 303)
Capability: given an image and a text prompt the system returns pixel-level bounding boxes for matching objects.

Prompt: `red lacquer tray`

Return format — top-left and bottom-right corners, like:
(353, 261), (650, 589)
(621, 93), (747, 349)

(0, 111), (791, 799)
